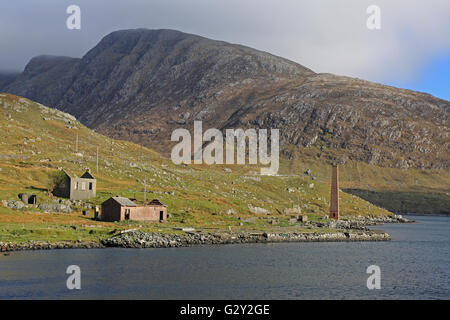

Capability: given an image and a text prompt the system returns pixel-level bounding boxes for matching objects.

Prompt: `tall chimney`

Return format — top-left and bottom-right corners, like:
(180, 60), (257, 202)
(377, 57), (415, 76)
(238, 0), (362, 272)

(329, 165), (340, 220)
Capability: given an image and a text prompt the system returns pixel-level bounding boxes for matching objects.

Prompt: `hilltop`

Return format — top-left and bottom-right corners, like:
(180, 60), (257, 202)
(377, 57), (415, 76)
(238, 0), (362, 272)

(0, 93), (396, 246)
(1, 29), (449, 214)
(2, 28), (449, 171)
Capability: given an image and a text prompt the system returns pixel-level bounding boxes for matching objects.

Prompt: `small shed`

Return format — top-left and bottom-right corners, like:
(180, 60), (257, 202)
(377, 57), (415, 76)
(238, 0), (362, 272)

(146, 199), (168, 221)
(101, 197), (168, 222)
(101, 197), (136, 222)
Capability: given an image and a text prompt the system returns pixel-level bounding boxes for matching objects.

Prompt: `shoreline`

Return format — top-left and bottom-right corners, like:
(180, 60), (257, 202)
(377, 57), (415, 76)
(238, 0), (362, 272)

(0, 230), (390, 253)
(0, 216), (412, 253)
(402, 212), (450, 217)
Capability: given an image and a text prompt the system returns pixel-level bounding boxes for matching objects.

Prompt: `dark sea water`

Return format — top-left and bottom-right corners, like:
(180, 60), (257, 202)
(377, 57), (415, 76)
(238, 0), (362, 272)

(0, 215), (449, 300)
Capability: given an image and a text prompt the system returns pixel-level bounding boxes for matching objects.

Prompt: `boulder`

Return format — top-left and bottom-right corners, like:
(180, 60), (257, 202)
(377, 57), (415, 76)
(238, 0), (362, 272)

(248, 205), (270, 215)
(38, 203), (73, 213)
(5, 200), (25, 210)
(283, 205), (302, 215)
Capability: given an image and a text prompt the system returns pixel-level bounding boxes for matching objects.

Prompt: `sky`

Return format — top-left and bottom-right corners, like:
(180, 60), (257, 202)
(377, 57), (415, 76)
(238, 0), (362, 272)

(0, 0), (449, 100)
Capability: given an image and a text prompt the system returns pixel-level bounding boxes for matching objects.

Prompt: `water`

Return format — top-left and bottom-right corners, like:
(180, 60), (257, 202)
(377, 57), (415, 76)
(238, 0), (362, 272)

(0, 215), (449, 299)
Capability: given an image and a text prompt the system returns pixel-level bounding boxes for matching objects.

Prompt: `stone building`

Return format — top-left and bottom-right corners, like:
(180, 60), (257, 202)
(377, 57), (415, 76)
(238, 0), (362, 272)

(52, 169), (96, 201)
(101, 196), (168, 222)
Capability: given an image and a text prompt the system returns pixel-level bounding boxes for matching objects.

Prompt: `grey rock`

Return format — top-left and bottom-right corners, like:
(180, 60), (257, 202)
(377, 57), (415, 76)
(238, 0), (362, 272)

(248, 204), (270, 215)
(38, 203), (73, 213)
(5, 200), (25, 210)
(3, 29), (448, 170)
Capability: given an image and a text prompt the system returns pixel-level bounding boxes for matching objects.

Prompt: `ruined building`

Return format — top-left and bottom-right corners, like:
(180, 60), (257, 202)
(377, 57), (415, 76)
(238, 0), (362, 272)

(52, 169), (96, 201)
(101, 196), (168, 222)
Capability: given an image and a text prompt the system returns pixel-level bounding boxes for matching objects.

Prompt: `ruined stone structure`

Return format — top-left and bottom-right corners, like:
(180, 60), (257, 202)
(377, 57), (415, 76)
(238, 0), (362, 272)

(101, 197), (168, 222)
(329, 165), (340, 220)
(52, 169), (96, 201)
(18, 193), (37, 204)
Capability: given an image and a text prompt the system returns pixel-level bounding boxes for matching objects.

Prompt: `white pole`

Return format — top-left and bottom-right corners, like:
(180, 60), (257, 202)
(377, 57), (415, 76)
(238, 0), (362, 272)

(96, 146), (99, 173)
(144, 180), (146, 203)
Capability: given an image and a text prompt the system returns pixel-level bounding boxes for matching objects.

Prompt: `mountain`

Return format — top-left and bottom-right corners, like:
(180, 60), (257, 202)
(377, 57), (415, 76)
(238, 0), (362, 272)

(0, 71), (19, 90)
(3, 28), (449, 171)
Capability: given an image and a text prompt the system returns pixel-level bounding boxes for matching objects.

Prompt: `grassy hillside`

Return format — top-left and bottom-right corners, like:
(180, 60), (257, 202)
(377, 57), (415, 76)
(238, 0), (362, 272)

(0, 93), (396, 244)
(280, 153), (450, 214)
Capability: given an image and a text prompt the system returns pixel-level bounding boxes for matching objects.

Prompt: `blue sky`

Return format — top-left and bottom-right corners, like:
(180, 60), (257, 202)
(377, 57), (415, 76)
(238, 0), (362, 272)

(0, 0), (449, 101)
(388, 54), (450, 100)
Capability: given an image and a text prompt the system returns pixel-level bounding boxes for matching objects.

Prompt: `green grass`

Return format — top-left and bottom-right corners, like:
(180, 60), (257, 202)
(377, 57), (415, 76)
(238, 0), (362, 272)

(279, 153), (450, 214)
(0, 223), (115, 243)
(343, 189), (450, 214)
(1, 93), (443, 244)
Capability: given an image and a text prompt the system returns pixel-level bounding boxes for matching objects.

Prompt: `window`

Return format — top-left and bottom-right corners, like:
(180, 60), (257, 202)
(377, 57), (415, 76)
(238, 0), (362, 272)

(89, 182), (93, 190)
(81, 182), (86, 190)
(74, 182), (78, 190)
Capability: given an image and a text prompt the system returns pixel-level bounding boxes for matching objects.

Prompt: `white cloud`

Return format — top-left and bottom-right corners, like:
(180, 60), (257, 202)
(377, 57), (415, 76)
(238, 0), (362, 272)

(0, 0), (449, 86)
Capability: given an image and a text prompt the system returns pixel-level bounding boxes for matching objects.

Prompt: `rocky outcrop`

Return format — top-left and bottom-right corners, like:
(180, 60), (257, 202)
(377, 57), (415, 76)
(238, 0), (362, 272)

(101, 230), (390, 249)
(2, 200), (25, 210)
(0, 230), (389, 252)
(248, 205), (270, 215)
(38, 203), (73, 213)
(1, 197), (93, 213)
(305, 215), (413, 231)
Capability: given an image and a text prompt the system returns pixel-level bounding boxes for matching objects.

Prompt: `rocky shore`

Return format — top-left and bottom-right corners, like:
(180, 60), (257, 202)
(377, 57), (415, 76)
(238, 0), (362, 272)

(0, 215), (410, 252)
(314, 215), (413, 230)
(0, 230), (390, 252)
(0, 240), (104, 252)
(101, 230), (390, 249)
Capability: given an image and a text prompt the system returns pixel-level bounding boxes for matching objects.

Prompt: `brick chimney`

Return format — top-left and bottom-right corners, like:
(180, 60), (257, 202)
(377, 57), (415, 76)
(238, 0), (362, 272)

(329, 165), (340, 220)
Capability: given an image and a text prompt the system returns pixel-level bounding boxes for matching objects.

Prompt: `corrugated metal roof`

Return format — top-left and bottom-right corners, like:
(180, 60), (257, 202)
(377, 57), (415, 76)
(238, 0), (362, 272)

(148, 199), (167, 207)
(111, 197), (137, 207)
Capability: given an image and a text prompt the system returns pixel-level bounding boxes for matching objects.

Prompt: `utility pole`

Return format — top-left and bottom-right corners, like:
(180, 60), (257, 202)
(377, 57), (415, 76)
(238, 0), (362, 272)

(96, 146), (99, 173)
(144, 180), (147, 203)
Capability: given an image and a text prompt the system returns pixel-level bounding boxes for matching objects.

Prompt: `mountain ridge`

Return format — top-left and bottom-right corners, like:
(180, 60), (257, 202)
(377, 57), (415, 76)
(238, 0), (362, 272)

(2, 28), (449, 170)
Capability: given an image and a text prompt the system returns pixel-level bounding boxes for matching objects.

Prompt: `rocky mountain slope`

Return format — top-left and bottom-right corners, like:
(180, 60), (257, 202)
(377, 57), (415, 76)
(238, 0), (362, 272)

(2, 28), (449, 170)
(0, 93), (393, 233)
(0, 72), (19, 90)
